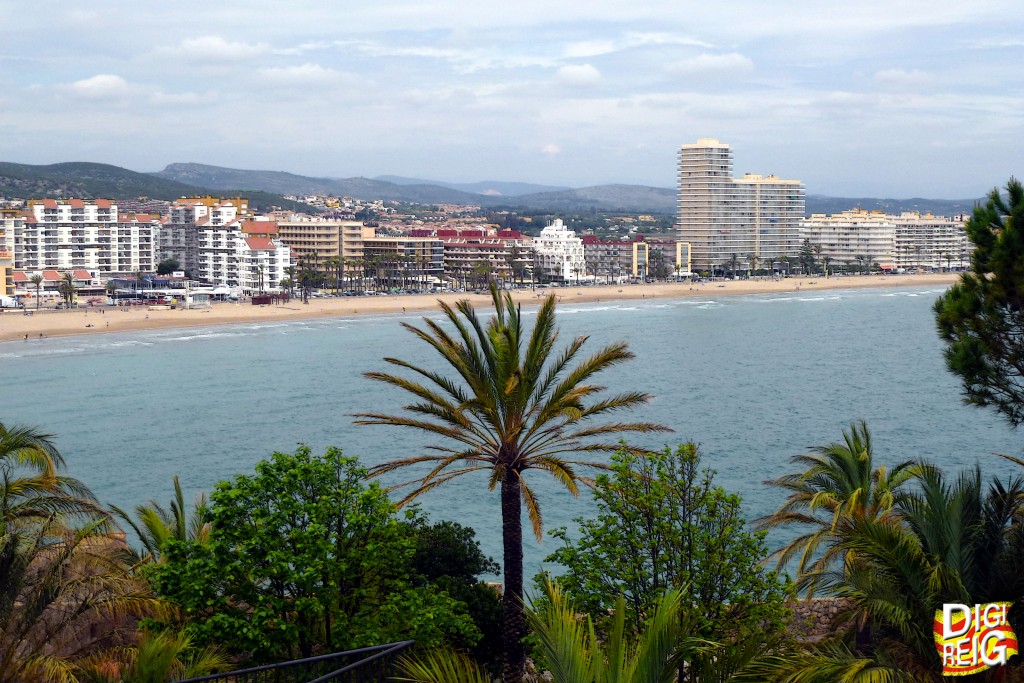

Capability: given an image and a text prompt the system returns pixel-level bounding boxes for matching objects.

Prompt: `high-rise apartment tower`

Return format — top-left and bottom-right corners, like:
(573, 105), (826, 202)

(677, 139), (804, 273)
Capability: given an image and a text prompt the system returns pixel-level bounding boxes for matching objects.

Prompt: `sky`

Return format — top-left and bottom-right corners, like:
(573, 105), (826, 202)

(1, 1), (1021, 198)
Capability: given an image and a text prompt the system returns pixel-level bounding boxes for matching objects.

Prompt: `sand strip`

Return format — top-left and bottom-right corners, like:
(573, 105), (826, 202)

(0, 273), (957, 343)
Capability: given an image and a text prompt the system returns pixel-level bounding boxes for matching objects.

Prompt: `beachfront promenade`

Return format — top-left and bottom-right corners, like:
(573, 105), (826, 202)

(0, 273), (957, 343)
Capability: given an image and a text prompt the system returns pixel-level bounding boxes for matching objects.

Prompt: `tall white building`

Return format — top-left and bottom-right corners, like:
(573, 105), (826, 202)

(677, 138), (805, 272)
(534, 219), (585, 282)
(159, 198), (290, 292)
(4, 199), (159, 277)
(802, 210), (969, 272)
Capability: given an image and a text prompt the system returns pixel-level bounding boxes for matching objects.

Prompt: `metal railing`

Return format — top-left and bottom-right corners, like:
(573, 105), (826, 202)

(176, 640), (414, 683)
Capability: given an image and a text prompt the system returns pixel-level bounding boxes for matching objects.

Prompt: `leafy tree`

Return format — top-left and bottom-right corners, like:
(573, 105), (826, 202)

(934, 178), (1024, 426)
(147, 446), (479, 663)
(156, 258), (181, 275)
(798, 239), (815, 275)
(756, 421), (918, 596)
(355, 285), (668, 683)
(409, 520), (502, 674)
(545, 444), (790, 673)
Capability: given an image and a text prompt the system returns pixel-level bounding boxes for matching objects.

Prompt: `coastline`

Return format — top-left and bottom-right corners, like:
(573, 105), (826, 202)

(0, 273), (957, 343)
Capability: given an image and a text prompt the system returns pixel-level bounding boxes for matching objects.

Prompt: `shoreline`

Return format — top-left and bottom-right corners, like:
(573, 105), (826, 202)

(0, 273), (957, 343)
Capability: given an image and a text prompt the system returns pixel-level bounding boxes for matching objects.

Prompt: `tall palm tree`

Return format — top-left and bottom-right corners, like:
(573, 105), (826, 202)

(30, 274), (43, 310)
(355, 286), (669, 683)
(60, 271), (76, 306)
(756, 420), (919, 596)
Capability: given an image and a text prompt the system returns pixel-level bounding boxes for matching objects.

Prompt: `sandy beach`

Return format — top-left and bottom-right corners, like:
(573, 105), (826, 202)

(0, 273), (957, 343)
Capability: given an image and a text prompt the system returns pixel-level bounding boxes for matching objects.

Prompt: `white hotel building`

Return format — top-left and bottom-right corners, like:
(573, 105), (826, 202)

(677, 138), (805, 272)
(534, 218), (585, 282)
(159, 197), (291, 292)
(801, 210), (969, 272)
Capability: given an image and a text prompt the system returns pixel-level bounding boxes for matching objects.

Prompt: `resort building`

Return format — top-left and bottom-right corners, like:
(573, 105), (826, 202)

(3, 200), (159, 277)
(677, 138), (805, 272)
(801, 210), (969, 272)
(534, 219), (585, 283)
(362, 235), (445, 289)
(276, 218), (374, 271)
(159, 198), (290, 292)
(581, 236), (692, 281)
(411, 227), (533, 286)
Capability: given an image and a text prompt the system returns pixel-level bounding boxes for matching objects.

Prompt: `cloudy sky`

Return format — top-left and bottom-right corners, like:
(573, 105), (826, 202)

(1, 1), (1021, 197)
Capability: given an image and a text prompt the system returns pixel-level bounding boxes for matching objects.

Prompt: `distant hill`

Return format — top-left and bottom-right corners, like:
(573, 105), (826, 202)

(804, 194), (981, 216)
(0, 161), (311, 213)
(155, 163), (497, 206)
(375, 175), (569, 197)
(508, 184), (677, 212)
(3, 161), (983, 217)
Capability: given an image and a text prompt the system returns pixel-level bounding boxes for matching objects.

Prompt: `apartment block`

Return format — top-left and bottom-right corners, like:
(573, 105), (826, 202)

(159, 198), (290, 292)
(362, 235), (445, 288)
(678, 138), (805, 271)
(802, 209), (968, 272)
(411, 227), (534, 285)
(276, 218), (373, 269)
(3, 200), (159, 277)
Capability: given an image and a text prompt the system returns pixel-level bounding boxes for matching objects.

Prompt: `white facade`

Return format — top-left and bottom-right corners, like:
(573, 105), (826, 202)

(677, 139), (805, 271)
(801, 210), (969, 272)
(7, 199), (158, 277)
(159, 198), (290, 291)
(534, 219), (585, 282)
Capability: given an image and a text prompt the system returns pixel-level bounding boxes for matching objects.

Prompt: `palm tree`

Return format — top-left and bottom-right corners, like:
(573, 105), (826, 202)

(59, 271), (76, 306)
(781, 464), (1024, 682)
(756, 420), (919, 596)
(526, 580), (688, 683)
(1, 421), (164, 683)
(77, 630), (228, 683)
(355, 286), (669, 683)
(111, 475), (211, 565)
(30, 273), (43, 310)
(0, 421), (101, 524)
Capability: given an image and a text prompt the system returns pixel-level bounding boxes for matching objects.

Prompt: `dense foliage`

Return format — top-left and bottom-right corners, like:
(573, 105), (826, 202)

(147, 446), (480, 662)
(935, 177), (1024, 425)
(545, 444), (791, 673)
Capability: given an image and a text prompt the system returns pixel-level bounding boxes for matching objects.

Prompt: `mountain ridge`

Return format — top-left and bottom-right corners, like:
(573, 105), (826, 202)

(0, 160), (983, 216)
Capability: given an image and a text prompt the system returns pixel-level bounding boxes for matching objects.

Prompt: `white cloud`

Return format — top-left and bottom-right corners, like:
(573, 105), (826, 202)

(563, 32), (712, 59)
(67, 74), (131, 98)
(541, 143), (561, 155)
(174, 36), (270, 62)
(556, 64), (602, 87)
(259, 63), (342, 84)
(669, 53), (754, 78)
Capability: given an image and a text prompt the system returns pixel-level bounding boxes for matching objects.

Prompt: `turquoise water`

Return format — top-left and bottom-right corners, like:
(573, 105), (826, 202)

(1, 286), (1020, 576)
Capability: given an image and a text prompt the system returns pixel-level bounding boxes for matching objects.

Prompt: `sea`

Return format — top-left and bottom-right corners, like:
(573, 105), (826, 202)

(1, 285), (1021, 578)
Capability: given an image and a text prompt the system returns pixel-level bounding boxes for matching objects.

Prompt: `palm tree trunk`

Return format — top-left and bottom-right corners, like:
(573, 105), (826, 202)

(501, 474), (526, 683)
